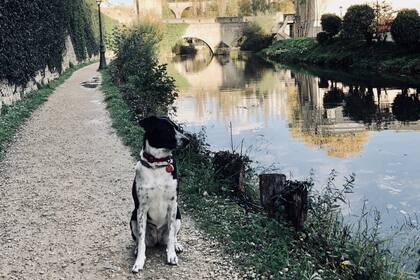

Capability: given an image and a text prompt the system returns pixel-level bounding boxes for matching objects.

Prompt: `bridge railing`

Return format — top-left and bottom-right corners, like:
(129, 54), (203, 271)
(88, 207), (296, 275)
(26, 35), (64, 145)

(164, 17), (246, 24)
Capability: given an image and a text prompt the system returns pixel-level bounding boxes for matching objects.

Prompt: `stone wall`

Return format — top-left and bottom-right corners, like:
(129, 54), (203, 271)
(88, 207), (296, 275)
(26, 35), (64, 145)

(0, 36), (79, 111)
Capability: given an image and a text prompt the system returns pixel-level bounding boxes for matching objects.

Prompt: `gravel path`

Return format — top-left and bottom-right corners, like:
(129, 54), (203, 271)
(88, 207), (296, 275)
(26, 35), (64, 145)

(0, 63), (239, 279)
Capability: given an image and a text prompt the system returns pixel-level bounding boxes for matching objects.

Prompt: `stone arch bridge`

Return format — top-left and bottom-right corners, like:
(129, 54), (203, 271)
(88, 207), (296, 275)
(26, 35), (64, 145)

(165, 18), (248, 54)
(167, 1), (211, 19)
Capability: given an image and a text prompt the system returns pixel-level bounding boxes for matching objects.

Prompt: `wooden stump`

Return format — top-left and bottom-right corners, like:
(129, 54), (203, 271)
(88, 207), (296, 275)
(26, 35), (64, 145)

(259, 174), (309, 231)
(213, 151), (246, 194)
(282, 181), (308, 231)
(259, 174), (286, 217)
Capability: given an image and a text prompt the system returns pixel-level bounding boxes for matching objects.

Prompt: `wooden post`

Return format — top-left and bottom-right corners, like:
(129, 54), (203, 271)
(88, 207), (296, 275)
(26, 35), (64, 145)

(259, 174), (309, 231)
(259, 174), (286, 217)
(282, 181), (308, 231)
(213, 151), (245, 195)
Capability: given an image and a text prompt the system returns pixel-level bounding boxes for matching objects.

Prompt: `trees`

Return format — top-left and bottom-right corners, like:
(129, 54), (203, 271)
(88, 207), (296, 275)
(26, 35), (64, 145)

(316, 31), (330, 45)
(342, 5), (375, 42)
(321, 14), (342, 37)
(317, 14), (342, 45)
(239, 0), (269, 16)
(372, 0), (394, 42)
(391, 9), (420, 48)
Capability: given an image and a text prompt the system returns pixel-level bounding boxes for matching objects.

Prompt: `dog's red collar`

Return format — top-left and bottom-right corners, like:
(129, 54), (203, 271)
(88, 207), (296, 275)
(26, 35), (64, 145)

(140, 152), (174, 173)
(142, 152), (172, 164)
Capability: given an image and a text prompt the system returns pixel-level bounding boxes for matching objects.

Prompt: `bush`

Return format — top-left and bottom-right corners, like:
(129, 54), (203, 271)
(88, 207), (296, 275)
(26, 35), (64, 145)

(241, 22), (273, 52)
(391, 9), (420, 48)
(342, 5), (375, 42)
(109, 23), (177, 117)
(316, 31), (331, 45)
(321, 14), (342, 36)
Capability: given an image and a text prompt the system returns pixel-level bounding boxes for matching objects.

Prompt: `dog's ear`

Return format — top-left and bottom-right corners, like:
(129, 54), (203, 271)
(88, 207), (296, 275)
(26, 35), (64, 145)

(138, 116), (159, 131)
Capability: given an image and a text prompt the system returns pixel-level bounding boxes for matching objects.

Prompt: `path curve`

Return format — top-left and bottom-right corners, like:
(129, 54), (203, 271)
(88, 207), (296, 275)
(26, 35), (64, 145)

(0, 63), (239, 279)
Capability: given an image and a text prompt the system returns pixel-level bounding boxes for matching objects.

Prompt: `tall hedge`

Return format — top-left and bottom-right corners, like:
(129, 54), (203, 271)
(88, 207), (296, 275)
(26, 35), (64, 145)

(342, 5), (375, 42)
(0, 0), (100, 87)
(391, 9), (420, 48)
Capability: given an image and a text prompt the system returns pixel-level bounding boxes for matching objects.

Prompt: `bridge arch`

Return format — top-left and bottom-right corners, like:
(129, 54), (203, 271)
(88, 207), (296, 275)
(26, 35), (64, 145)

(168, 2), (193, 19)
(181, 36), (215, 54)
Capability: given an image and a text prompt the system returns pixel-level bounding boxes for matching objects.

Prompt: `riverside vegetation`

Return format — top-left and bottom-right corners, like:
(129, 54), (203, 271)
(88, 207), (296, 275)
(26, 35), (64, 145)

(263, 5), (420, 76)
(102, 22), (420, 279)
(0, 0), (115, 87)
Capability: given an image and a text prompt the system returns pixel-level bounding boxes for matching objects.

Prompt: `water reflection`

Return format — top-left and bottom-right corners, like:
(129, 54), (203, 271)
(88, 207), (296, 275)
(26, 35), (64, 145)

(171, 53), (420, 227)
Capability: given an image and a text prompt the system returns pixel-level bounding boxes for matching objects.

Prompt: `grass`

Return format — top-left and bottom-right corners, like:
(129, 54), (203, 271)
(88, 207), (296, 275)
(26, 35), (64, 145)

(159, 23), (189, 56)
(100, 68), (419, 280)
(100, 70), (144, 160)
(263, 38), (420, 76)
(0, 61), (94, 159)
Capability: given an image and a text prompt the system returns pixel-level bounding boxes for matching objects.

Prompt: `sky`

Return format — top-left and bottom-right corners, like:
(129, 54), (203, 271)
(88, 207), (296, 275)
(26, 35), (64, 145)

(108, 0), (132, 5)
(322, 0), (420, 15)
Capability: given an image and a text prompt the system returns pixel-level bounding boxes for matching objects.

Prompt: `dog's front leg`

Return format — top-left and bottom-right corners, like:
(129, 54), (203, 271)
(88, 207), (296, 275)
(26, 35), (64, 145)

(166, 202), (178, 265)
(132, 206), (148, 273)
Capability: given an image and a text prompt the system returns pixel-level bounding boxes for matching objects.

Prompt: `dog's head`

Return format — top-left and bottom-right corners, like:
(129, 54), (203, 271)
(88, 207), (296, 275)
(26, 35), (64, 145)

(138, 116), (190, 151)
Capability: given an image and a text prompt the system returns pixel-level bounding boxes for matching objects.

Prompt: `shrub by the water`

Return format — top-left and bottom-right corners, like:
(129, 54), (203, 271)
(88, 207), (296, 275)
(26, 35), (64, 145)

(342, 5), (375, 42)
(109, 23), (177, 118)
(240, 22), (273, 52)
(321, 14), (342, 37)
(391, 9), (420, 48)
(316, 31), (331, 45)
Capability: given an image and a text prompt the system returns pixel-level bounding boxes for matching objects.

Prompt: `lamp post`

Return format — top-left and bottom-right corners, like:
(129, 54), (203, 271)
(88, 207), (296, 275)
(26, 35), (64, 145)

(96, 0), (107, 70)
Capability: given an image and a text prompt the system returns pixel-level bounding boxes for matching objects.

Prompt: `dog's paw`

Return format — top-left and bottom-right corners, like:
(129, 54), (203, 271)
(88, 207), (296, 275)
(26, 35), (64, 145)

(167, 250), (178, 265)
(174, 242), (184, 253)
(132, 258), (145, 273)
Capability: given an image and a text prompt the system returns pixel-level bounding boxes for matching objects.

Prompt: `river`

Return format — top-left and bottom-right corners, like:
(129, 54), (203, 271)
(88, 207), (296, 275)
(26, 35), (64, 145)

(168, 52), (420, 230)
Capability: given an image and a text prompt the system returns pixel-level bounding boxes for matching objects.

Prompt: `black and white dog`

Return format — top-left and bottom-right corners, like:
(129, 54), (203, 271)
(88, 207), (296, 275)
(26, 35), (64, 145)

(130, 116), (189, 273)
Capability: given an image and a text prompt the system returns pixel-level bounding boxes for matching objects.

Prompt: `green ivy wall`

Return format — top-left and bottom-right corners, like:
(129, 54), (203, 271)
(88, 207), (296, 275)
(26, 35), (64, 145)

(0, 0), (115, 88)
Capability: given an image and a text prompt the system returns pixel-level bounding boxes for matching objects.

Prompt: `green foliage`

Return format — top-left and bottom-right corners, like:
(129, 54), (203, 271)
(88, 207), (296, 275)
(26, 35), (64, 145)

(241, 22), (273, 52)
(391, 9), (420, 48)
(160, 23), (189, 55)
(0, 62), (92, 159)
(342, 5), (375, 42)
(316, 31), (331, 45)
(321, 14), (342, 36)
(263, 37), (420, 75)
(67, 0), (99, 61)
(263, 38), (318, 62)
(100, 70), (144, 158)
(109, 23), (177, 117)
(239, 0), (270, 16)
(0, 0), (103, 87)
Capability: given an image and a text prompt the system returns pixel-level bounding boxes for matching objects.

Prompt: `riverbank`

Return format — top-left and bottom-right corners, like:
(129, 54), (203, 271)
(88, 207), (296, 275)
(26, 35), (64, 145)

(104, 23), (419, 279)
(101, 67), (419, 279)
(0, 61), (93, 159)
(262, 38), (420, 76)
